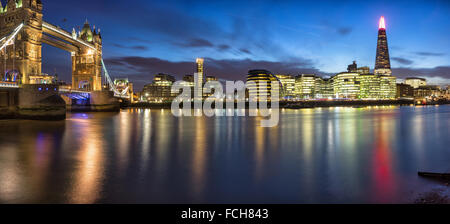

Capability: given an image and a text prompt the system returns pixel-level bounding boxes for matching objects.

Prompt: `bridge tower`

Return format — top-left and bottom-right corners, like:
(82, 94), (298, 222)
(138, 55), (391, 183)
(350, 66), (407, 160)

(0, 0), (43, 84)
(71, 20), (102, 91)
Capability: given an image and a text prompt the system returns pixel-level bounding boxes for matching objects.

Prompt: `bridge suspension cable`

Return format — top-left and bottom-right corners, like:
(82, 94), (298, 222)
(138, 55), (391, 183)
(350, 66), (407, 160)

(101, 58), (130, 98)
(0, 23), (24, 51)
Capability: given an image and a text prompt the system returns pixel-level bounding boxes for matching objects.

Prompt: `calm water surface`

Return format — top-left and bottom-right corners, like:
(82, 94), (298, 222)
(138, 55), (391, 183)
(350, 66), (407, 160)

(0, 106), (449, 203)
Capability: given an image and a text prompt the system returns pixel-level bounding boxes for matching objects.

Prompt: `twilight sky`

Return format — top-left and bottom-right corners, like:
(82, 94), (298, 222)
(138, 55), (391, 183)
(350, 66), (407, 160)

(37, 0), (450, 90)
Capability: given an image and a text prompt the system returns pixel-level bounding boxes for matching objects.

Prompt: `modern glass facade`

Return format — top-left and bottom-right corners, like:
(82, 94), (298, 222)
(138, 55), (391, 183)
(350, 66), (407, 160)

(359, 74), (381, 99)
(275, 74), (295, 98)
(316, 78), (334, 99)
(141, 73), (177, 102)
(331, 72), (361, 99)
(247, 69), (281, 101)
(379, 75), (397, 99)
(294, 74), (317, 99)
(331, 73), (396, 99)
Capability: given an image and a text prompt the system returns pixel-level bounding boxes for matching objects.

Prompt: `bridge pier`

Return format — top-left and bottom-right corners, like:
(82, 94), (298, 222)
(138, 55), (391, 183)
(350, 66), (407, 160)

(61, 90), (120, 112)
(0, 84), (66, 120)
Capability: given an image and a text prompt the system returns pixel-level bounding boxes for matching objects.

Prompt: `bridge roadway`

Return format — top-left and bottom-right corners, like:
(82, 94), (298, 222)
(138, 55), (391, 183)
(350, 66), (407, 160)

(42, 21), (97, 53)
(0, 84), (129, 99)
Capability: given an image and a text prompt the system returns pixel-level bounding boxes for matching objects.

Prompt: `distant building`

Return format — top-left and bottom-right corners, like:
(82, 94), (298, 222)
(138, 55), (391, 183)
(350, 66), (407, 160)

(247, 69), (281, 101)
(444, 85), (450, 99)
(182, 74), (195, 86)
(379, 75), (397, 99)
(29, 73), (56, 84)
(359, 74), (381, 99)
(316, 78), (334, 99)
(356, 67), (371, 75)
(396, 83), (414, 98)
(114, 78), (130, 93)
(414, 85), (442, 99)
(347, 61), (358, 72)
(331, 72), (361, 99)
(275, 74), (295, 98)
(347, 61), (370, 74)
(205, 76), (217, 82)
(141, 73), (177, 102)
(405, 77), (426, 89)
(290, 59), (397, 100)
(195, 58), (204, 100)
(153, 73), (175, 86)
(330, 71), (396, 100)
(294, 74), (317, 99)
(113, 78), (134, 101)
(203, 75), (218, 97)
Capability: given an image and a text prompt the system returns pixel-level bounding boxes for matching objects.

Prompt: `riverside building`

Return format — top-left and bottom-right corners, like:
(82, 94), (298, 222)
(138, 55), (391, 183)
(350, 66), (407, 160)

(405, 77), (427, 89)
(246, 69), (281, 101)
(294, 74), (318, 99)
(141, 73), (177, 102)
(275, 74), (296, 99)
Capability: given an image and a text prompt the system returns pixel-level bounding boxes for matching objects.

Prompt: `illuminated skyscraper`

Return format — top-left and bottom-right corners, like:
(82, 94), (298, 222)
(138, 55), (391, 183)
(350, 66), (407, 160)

(195, 58), (204, 100)
(375, 16), (392, 75)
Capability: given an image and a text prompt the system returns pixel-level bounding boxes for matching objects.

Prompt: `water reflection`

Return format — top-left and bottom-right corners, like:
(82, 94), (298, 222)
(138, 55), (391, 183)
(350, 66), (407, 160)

(140, 109), (152, 175)
(371, 113), (397, 202)
(66, 118), (105, 203)
(0, 106), (449, 203)
(192, 116), (206, 199)
(254, 116), (265, 180)
(0, 144), (23, 202)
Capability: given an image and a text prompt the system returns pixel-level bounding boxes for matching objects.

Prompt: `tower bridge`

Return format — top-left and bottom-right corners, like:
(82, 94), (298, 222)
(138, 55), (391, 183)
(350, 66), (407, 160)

(0, 0), (130, 119)
(0, 0), (131, 98)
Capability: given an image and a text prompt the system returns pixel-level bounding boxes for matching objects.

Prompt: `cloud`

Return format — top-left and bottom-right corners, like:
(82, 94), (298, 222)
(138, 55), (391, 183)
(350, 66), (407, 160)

(174, 39), (233, 52)
(127, 37), (152, 44)
(103, 56), (320, 90)
(392, 66), (450, 80)
(239, 48), (252, 54)
(112, 43), (149, 51)
(177, 38), (214, 48)
(337, 27), (352, 36)
(217, 44), (231, 51)
(414, 52), (446, 57)
(392, 57), (414, 65)
(131, 45), (149, 51)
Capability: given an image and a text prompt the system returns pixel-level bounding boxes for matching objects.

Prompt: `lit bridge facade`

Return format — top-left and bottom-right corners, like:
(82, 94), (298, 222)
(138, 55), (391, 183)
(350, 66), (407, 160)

(0, 0), (132, 101)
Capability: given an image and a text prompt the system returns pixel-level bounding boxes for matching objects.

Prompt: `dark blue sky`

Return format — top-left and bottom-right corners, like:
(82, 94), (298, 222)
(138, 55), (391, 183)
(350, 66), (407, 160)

(37, 0), (450, 90)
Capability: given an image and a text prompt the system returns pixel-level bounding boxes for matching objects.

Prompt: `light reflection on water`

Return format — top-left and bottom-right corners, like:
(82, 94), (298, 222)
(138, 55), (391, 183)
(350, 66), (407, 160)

(0, 106), (449, 203)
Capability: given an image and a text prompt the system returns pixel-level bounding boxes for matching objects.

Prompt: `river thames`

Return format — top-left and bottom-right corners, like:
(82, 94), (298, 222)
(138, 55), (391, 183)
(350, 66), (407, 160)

(0, 105), (449, 203)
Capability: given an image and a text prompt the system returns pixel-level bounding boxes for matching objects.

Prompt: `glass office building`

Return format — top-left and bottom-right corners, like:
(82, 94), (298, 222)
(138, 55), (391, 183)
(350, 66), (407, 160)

(247, 69), (281, 101)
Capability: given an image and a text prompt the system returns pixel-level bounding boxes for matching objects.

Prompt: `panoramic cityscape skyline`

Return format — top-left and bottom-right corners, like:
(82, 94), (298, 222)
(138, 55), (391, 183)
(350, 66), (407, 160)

(37, 0), (450, 90)
(0, 0), (449, 208)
